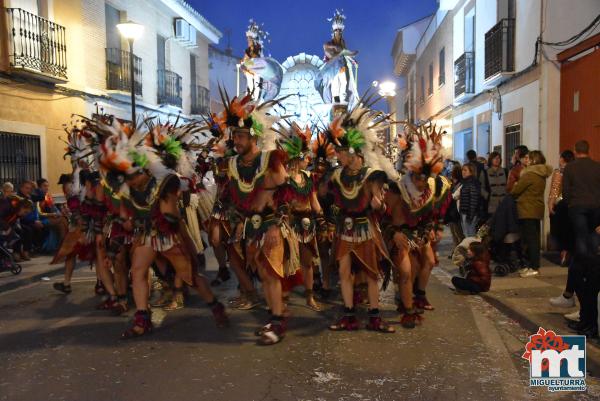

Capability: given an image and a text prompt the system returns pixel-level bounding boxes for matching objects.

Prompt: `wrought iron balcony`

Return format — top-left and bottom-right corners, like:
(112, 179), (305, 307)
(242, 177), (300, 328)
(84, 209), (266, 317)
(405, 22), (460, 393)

(4, 7), (67, 82)
(454, 51), (475, 98)
(191, 85), (210, 115)
(105, 48), (142, 95)
(157, 69), (182, 107)
(484, 18), (515, 80)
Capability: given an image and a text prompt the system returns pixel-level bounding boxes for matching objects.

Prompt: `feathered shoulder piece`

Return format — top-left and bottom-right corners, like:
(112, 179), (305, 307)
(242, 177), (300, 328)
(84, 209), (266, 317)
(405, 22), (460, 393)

(402, 122), (445, 178)
(277, 122), (311, 161)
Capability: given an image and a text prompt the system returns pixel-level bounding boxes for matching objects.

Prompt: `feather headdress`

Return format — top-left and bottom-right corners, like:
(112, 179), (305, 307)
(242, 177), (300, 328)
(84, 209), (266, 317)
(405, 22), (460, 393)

(278, 122), (311, 160)
(211, 86), (280, 151)
(325, 99), (399, 181)
(402, 122), (446, 177)
(328, 9), (346, 32)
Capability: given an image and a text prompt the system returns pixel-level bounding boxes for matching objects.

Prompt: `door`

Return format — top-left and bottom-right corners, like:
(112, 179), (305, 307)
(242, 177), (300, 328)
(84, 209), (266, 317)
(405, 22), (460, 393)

(560, 43), (600, 160)
(477, 122), (490, 157)
(453, 129), (473, 163)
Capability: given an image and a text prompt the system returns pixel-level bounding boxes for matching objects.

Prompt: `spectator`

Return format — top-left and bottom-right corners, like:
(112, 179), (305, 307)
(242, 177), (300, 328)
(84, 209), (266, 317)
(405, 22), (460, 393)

(451, 242), (491, 294)
(459, 163), (481, 237)
(506, 145), (529, 192)
(466, 149), (485, 182)
(562, 140), (600, 337)
(511, 150), (552, 278)
(548, 150), (575, 265)
(17, 180), (43, 258)
(445, 163), (464, 252)
(481, 151), (508, 217)
(36, 178), (68, 251)
(0, 197), (34, 261)
(2, 182), (14, 198)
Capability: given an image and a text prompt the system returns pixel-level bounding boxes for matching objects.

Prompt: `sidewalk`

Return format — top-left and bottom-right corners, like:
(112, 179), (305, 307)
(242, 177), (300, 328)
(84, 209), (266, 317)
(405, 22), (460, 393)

(438, 247), (600, 376)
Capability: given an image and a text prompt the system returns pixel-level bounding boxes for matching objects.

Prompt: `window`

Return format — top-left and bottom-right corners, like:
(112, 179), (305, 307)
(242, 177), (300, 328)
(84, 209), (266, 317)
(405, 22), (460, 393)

(420, 75), (425, 104)
(0, 132), (41, 184)
(428, 63), (433, 96)
(439, 47), (445, 86)
(105, 3), (121, 50)
(504, 123), (521, 165)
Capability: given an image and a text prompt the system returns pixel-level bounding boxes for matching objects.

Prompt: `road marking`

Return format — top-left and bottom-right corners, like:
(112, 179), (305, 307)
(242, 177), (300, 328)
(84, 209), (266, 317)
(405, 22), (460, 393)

(0, 281), (41, 297)
(47, 315), (84, 330)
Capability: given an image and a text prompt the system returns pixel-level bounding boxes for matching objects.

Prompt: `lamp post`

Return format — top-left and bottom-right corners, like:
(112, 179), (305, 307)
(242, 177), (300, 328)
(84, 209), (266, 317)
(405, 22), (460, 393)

(117, 21), (144, 125)
(376, 80), (397, 144)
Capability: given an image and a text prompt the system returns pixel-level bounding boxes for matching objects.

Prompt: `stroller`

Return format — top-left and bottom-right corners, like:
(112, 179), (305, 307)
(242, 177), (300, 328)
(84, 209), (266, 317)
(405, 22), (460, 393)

(488, 196), (526, 276)
(0, 229), (22, 275)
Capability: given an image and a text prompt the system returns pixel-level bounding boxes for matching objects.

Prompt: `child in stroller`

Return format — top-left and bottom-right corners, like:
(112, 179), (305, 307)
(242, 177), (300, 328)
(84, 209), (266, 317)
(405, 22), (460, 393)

(0, 197), (33, 276)
(488, 195), (526, 276)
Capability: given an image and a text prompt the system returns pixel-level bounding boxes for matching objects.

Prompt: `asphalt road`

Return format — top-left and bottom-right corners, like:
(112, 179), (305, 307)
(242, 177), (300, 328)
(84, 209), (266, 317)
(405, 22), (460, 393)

(1, 246), (599, 401)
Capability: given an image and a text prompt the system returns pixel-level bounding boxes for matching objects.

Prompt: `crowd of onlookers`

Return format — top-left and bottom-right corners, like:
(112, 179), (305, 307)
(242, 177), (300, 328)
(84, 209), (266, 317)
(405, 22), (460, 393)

(445, 140), (600, 338)
(0, 178), (67, 262)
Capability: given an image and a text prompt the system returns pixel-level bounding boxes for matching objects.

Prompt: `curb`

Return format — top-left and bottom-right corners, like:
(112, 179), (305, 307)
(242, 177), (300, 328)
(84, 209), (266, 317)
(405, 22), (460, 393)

(0, 263), (85, 294)
(480, 292), (600, 377)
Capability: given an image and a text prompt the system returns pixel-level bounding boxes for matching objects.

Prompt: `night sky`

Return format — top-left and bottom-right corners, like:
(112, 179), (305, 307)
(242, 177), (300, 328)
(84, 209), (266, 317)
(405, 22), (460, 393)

(189, 0), (437, 101)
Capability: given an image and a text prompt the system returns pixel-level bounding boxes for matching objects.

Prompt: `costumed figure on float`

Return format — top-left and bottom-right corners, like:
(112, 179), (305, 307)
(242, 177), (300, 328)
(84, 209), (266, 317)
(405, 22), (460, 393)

(317, 9), (359, 110)
(241, 20), (283, 102)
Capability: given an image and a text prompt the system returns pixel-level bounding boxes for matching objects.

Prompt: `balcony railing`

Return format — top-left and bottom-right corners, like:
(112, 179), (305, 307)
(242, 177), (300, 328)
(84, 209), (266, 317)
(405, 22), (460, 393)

(157, 69), (182, 107)
(484, 18), (515, 80)
(5, 7), (67, 82)
(454, 51), (475, 98)
(105, 48), (142, 95)
(191, 85), (210, 115)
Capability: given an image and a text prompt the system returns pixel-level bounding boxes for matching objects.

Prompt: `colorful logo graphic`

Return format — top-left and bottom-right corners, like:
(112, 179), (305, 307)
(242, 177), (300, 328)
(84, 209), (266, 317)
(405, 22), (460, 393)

(522, 327), (586, 392)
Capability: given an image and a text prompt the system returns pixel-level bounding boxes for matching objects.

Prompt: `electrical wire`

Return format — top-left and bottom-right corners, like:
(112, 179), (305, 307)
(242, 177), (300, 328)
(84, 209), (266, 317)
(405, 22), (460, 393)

(539, 14), (600, 47)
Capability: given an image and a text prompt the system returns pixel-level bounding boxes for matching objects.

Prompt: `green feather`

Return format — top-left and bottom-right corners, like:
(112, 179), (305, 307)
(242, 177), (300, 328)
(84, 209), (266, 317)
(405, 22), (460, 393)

(282, 136), (303, 159)
(251, 117), (264, 136)
(128, 150), (148, 168)
(162, 137), (183, 159)
(345, 128), (365, 151)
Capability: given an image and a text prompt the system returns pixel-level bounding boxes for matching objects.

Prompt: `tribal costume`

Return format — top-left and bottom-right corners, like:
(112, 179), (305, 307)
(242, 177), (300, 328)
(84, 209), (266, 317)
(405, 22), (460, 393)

(52, 121), (100, 295)
(212, 90), (297, 345)
(278, 123), (326, 310)
(88, 117), (228, 338)
(325, 101), (399, 333)
(386, 123), (451, 318)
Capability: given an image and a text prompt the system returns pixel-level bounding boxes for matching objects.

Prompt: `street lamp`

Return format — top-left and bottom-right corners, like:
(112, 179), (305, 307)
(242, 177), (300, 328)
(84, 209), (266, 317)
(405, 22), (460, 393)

(117, 21), (144, 125)
(376, 81), (398, 144)
(377, 81), (397, 98)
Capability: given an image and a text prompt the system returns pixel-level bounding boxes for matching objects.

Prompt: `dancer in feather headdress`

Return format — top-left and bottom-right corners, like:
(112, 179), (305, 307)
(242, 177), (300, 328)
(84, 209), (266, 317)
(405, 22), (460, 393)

(88, 118), (228, 338)
(384, 122), (451, 326)
(277, 123), (326, 311)
(310, 131), (337, 297)
(213, 89), (298, 345)
(325, 102), (398, 333)
(51, 119), (97, 296)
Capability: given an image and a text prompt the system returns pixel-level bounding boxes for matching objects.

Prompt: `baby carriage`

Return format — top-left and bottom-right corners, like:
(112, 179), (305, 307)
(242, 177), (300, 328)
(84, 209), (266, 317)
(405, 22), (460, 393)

(0, 228), (22, 275)
(488, 196), (526, 276)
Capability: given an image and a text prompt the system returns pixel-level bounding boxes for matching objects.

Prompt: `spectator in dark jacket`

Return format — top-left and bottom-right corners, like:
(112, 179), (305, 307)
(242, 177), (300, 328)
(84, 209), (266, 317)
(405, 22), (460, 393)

(451, 242), (491, 293)
(562, 140), (600, 337)
(459, 163), (481, 237)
